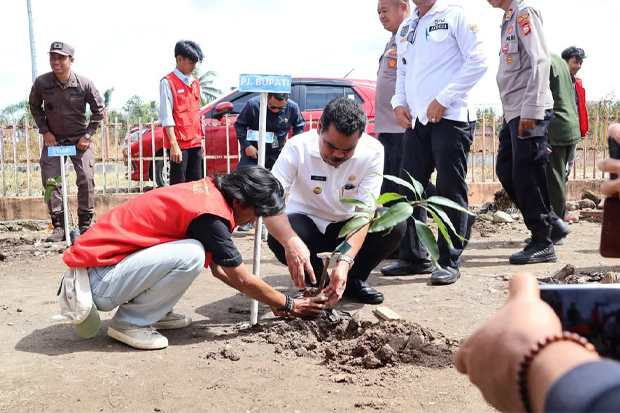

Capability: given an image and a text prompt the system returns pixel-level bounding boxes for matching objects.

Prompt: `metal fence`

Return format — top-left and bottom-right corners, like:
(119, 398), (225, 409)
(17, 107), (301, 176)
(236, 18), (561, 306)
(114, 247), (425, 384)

(1, 107), (618, 198)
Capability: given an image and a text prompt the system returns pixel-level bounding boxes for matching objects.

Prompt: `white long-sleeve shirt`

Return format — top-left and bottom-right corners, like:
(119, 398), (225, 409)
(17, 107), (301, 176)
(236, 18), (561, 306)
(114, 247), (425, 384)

(158, 68), (201, 127)
(391, 0), (487, 125)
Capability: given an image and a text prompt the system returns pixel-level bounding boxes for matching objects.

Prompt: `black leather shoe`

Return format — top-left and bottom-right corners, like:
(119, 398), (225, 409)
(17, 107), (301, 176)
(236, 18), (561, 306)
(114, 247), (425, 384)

(380, 259), (435, 276)
(343, 279), (384, 304)
(524, 237), (565, 246)
(430, 267), (461, 285)
(551, 218), (570, 242)
(509, 243), (557, 265)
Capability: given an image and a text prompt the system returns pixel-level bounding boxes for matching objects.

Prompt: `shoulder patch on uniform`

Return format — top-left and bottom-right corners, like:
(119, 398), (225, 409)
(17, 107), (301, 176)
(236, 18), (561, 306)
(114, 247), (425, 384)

(521, 21), (532, 36)
(469, 23), (479, 34)
(400, 24), (410, 37)
(517, 13), (530, 24)
(506, 9), (514, 19)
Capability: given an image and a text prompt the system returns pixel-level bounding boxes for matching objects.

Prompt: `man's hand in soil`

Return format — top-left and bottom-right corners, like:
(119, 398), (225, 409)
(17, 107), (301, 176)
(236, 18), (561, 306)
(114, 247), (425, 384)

(284, 236), (316, 288)
(76, 136), (91, 151)
(170, 142), (182, 164)
(43, 131), (58, 147)
(270, 294), (327, 319)
(323, 261), (349, 307)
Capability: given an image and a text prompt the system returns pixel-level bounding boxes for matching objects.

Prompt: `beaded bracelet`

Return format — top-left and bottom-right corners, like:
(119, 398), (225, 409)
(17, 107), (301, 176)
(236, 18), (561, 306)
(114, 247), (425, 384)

(517, 331), (598, 413)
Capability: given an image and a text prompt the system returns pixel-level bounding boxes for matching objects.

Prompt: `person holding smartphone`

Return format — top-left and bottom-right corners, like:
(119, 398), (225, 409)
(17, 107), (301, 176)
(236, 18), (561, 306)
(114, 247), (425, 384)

(455, 131), (620, 412)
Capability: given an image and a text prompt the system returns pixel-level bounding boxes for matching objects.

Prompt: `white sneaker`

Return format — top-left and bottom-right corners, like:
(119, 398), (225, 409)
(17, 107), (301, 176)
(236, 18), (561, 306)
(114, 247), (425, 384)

(152, 312), (192, 330)
(107, 326), (168, 350)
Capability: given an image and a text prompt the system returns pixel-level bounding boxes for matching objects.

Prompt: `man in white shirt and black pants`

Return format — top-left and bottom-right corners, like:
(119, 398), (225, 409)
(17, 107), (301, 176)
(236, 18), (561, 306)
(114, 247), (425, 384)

(265, 98), (406, 306)
(380, 0), (487, 285)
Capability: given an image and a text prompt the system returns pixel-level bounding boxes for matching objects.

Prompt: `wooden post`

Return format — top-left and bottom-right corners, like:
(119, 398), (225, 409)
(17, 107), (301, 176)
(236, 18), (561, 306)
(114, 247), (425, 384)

(101, 120), (107, 195)
(492, 114), (496, 182)
(12, 119), (18, 196)
(104, 107), (110, 159)
(1, 122), (5, 196)
(151, 119), (157, 188)
(115, 117), (119, 193)
(309, 114), (313, 130)
(481, 112), (486, 182)
(138, 118), (143, 193)
(25, 118), (32, 196)
(127, 116), (131, 193)
(592, 109), (599, 179)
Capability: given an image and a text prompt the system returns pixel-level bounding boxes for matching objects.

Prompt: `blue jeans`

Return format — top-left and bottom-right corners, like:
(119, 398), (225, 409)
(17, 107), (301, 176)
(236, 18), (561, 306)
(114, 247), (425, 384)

(87, 239), (205, 329)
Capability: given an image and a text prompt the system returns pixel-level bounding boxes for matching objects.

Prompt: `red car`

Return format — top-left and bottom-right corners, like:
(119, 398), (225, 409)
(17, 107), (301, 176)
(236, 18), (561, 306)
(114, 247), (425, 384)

(125, 77), (377, 186)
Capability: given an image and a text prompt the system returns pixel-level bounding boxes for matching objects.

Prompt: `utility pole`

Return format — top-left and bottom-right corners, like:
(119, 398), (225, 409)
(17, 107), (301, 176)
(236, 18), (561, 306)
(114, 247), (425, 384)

(27, 0), (37, 83)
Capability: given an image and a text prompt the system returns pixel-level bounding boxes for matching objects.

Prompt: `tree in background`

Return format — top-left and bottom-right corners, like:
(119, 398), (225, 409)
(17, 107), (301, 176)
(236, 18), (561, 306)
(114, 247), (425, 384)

(1, 101), (34, 126)
(103, 87), (115, 108)
(193, 67), (222, 106)
(122, 95), (159, 123)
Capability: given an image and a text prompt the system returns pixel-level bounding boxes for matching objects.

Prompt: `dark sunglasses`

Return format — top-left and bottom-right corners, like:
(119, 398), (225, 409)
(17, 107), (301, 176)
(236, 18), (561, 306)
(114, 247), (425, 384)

(407, 18), (420, 44)
(268, 104), (287, 111)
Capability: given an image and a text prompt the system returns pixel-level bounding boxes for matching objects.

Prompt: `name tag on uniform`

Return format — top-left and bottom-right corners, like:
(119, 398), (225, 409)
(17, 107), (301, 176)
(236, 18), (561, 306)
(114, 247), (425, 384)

(246, 129), (275, 143)
(311, 175), (327, 182)
(177, 89), (185, 93)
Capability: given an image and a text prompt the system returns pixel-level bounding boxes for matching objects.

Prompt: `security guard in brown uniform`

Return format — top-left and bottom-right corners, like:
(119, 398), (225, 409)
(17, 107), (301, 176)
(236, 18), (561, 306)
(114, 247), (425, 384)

(488, 0), (570, 264)
(29, 42), (104, 242)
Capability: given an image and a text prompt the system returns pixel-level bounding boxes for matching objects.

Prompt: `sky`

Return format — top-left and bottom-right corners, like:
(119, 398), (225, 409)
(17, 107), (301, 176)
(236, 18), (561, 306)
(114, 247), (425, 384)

(1, 0), (619, 112)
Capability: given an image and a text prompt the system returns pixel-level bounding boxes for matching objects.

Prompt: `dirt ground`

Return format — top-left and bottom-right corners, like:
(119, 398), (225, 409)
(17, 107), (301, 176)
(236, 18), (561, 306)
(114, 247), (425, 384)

(1, 216), (618, 413)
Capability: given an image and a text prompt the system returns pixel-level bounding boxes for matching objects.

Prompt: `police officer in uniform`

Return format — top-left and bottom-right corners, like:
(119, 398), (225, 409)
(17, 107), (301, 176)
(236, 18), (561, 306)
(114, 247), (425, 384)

(376, 0), (409, 195)
(29, 42), (104, 242)
(488, 0), (569, 264)
(380, 0), (487, 285)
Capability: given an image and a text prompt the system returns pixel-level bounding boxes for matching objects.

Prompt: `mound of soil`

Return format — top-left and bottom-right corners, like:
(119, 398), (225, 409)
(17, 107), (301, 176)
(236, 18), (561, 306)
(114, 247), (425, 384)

(257, 314), (458, 371)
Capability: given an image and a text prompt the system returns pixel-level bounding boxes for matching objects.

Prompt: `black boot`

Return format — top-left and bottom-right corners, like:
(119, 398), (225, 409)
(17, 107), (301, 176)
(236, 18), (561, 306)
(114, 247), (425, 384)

(78, 213), (93, 235)
(45, 213), (65, 243)
(510, 226), (556, 265)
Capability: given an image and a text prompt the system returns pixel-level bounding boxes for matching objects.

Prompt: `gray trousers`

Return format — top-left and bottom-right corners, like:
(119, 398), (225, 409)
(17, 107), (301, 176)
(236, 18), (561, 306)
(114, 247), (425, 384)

(87, 239), (205, 329)
(40, 143), (95, 215)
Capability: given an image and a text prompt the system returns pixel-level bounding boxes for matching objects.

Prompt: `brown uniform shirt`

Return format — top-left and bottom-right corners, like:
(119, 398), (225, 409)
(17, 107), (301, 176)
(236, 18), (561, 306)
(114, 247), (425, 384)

(29, 71), (104, 144)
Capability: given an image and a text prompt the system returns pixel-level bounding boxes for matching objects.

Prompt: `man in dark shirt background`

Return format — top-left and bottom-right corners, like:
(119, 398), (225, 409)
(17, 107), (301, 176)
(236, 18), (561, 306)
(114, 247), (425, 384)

(234, 93), (305, 170)
(234, 92), (305, 231)
(29, 41), (104, 242)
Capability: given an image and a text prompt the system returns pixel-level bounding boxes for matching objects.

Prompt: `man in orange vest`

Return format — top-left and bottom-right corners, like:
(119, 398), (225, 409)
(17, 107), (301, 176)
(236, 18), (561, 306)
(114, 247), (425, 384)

(63, 167), (327, 350)
(159, 40), (205, 185)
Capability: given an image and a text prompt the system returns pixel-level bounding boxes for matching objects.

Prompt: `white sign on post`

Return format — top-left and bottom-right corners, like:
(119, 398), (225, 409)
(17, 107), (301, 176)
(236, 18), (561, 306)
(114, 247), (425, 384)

(238, 75), (291, 326)
(48, 146), (76, 247)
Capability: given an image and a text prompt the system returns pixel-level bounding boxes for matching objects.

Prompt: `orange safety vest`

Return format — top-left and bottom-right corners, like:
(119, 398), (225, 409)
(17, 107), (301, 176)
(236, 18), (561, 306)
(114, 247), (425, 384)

(163, 72), (202, 149)
(63, 178), (235, 268)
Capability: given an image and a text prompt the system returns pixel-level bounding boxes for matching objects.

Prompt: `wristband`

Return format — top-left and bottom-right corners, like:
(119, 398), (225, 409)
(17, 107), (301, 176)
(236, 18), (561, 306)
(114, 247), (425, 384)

(336, 254), (354, 267)
(517, 331), (597, 413)
(280, 294), (294, 313)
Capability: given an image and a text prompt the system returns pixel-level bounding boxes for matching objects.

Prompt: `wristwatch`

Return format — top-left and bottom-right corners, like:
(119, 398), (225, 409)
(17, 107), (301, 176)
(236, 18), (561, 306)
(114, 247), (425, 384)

(336, 254), (355, 267)
(84, 133), (92, 141)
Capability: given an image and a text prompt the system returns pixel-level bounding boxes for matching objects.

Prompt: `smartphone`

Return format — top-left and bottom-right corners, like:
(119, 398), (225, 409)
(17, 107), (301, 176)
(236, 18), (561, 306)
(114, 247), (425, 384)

(601, 136), (620, 258)
(540, 284), (620, 360)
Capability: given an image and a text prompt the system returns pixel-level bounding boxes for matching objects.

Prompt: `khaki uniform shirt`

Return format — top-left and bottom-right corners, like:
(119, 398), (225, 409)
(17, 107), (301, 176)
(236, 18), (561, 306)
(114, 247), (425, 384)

(29, 71), (104, 144)
(496, 0), (553, 122)
(375, 35), (404, 135)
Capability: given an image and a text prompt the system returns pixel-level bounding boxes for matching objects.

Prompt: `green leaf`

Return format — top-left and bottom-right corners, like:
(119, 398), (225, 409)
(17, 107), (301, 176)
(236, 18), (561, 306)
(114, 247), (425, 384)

(340, 198), (369, 209)
(423, 206), (452, 247)
(335, 241), (352, 254)
(337, 216), (370, 238)
(426, 196), (476, 216)
(44, 186), (54, 203)
(363, 187), (377, 212)
(46, 178), (57, 186)
(348, 210), (373, 219)
(381, 174), (417, 198)
(404, 170), (424, 200)
(368, 202), (413, 233)
(414, 219), (439, 264)
(426, 204), (467, 242)
(376, 192), (404, 205)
